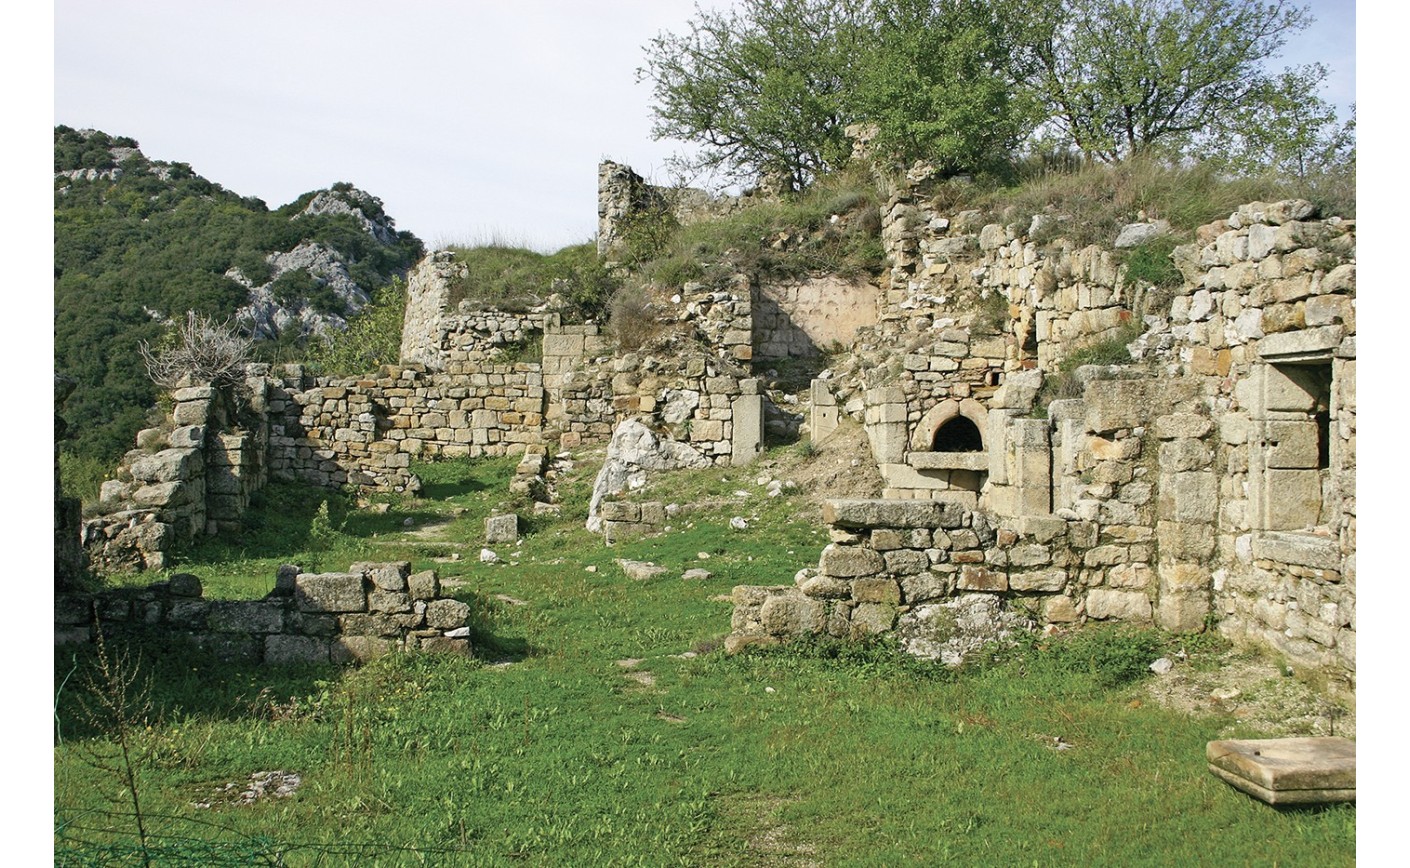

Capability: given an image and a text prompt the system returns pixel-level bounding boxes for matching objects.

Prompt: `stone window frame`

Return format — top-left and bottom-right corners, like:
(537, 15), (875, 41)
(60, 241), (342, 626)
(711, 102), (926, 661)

(1247, 326), (1346, 539)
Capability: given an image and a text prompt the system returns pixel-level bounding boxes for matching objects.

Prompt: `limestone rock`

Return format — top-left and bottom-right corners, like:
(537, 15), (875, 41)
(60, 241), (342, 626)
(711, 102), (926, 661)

(617, 559), (668, 581)
(1114, 220), (1171, 249)
(486, 513), (519, 544)
(295, 573), (367, 613)
(896, 594), (1034, 666)
(425, 598), (470, 630)
(587, 418), (710, 532)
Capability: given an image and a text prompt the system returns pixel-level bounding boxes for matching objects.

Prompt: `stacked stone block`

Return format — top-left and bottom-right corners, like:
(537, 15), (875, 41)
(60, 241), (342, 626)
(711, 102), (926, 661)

(54, 562), (473, 663)
(599, 500), (668, 544)
(267, 363), (548, 489)
(729, 498), (1135, 654)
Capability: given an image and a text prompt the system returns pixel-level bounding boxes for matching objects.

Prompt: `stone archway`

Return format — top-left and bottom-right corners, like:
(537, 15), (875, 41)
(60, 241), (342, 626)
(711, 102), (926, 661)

(910, 398), (989, 453)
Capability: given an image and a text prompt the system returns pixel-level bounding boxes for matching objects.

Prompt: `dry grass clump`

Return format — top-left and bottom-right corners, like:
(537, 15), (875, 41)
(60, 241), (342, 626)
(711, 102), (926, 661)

(608, 285), (667, 352)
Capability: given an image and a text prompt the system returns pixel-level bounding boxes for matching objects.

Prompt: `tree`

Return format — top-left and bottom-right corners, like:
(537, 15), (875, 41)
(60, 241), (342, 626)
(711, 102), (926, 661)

(1197, 63), (1355, 182)
(639, 0), (869, 191)
(641, 0), (1049, 187)
(1032, 0), (1312, 162)
(851, 0), (1041, 175)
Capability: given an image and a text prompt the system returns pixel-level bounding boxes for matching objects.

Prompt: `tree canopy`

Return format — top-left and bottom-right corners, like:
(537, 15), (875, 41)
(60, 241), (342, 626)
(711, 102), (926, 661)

(639, 0), (869, 191)
(1032, 0), (1313, 162)
(641, 0), (1340, 184)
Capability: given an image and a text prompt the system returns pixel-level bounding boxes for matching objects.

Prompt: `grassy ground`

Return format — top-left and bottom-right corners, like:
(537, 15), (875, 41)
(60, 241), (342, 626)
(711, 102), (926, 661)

(55, 449), (1355, 866)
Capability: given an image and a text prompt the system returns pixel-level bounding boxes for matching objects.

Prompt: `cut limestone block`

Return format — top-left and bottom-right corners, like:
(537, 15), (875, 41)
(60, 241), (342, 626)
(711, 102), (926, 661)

(1206, 737), (1355, 805)
(486, 513), (519, 545)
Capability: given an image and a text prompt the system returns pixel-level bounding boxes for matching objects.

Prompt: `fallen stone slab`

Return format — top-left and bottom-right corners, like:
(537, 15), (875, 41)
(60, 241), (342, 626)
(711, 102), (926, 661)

(616, 559), (668, 581)
(1206, 737), (1355, 805)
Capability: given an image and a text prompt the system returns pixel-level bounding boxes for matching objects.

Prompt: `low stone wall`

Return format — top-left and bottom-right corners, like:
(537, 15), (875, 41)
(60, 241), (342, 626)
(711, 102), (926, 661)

(54, 562), (474, 664)
(268, 362), (549, 490)
(598, 500), (668, 544)
(729, 499), (1099, 659)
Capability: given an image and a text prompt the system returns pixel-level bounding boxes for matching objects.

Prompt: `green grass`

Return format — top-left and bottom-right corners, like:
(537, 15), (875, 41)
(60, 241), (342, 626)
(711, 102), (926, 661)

(445, 242), (617, 321)
(56, 448), (1355, 865)
(636, 167), (886, 291)
(978, 155), (1345, 249)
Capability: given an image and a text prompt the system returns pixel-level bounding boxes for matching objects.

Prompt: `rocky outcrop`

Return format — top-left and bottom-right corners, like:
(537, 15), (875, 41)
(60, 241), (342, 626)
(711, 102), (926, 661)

(233, 242), (370, 340)
(296, 188), (399, 246)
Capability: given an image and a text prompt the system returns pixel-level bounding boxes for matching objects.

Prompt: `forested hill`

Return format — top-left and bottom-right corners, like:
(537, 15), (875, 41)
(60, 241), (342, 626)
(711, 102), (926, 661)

(54, 126), (424, 462)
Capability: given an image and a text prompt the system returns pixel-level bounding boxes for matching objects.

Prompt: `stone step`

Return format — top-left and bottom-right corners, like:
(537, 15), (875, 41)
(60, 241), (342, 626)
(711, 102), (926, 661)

(1206, 737), (1355, 805)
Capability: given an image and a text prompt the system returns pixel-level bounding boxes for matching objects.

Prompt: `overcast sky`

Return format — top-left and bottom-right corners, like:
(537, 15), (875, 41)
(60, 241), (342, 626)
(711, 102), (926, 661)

(54, 0), (1357, 252)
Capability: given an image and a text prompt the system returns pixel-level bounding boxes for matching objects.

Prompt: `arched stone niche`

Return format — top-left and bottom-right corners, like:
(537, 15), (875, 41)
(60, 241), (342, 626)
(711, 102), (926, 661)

(910, 399), (989, 453)
(894, 398), (992, 508)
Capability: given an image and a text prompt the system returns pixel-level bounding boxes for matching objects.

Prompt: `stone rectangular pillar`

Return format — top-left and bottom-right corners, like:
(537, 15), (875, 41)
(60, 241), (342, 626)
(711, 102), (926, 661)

(731, 381), (764, 465)
(810, 379), (839, 443)
(1009, 418), (1052, 517)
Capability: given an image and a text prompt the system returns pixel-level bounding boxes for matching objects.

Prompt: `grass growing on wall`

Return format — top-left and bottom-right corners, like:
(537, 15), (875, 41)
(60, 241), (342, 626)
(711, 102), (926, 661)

(634, 166), (887, 291)
(56, 447), (1355, 865)
(977, 156), (1324, 248)
(445, 242), (618, 321)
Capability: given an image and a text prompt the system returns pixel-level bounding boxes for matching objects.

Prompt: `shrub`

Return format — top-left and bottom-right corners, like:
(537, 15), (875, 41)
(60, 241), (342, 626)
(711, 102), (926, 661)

(608, 286), (664, 352)
(303, 278), (408, 376)
(138, 311), (253, 390)
(446, 242), (619, 322)
(1122, 235), (1183, 289)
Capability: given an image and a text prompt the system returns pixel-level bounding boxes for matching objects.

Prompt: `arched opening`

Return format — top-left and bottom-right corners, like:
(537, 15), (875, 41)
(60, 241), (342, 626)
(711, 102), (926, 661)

(932, 416), (984, 452)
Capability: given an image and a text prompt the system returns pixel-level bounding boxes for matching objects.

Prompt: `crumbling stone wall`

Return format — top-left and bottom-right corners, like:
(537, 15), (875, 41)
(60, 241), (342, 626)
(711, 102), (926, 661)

(83, 378), (270, 573)
(399, 250), (560, 373)
(781, 198), (1354, 688)
(753, 275), (881, 360)
(267, 362), (549, 490)
(597, 160), (751, 259)
(54, 562), (473, 663)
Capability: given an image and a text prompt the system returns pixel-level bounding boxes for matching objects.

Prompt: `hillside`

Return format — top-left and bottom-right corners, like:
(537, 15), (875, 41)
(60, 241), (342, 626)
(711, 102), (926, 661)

(54, 126), (424, 462)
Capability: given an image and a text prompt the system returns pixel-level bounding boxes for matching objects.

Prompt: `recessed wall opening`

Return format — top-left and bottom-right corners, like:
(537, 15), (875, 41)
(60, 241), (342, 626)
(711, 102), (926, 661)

(932, 416), (984, 452)
(1257, 360), (1335, 531)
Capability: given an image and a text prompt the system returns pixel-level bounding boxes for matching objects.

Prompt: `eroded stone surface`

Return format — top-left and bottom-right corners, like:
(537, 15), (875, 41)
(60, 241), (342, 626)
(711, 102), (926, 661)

(1207, 737), (1355, 805)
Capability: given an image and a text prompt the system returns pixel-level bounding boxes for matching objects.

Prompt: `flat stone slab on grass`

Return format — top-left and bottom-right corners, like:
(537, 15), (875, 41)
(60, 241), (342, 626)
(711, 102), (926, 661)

(1206, 737), (1355, 805)
(616, 559), (668, 581)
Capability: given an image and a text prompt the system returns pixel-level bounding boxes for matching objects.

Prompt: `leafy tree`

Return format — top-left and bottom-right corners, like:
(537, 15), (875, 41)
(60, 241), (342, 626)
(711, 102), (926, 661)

(851, 0), (1040, 175)
(1197, 63), (1355, 182)
(641, 0), (1055, 184)
(639, 0), (870, 191)
(1031, 0), (1312, 162)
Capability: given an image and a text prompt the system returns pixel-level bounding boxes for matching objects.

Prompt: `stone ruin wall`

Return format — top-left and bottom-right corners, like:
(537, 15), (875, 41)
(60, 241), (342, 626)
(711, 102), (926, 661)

(67, 152), (1355, 689)
(54, 561), (476, 664)
(79, 240), (780, 571)
(759, 197), (1355, 690)
(597, 160), (752, 260)
(597, 161), (884, 365)
(84, 380), (270, 574)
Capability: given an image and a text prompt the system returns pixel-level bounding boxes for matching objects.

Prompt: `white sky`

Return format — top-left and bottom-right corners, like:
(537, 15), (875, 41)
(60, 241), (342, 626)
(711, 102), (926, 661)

(52, 0), (1357, 252)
